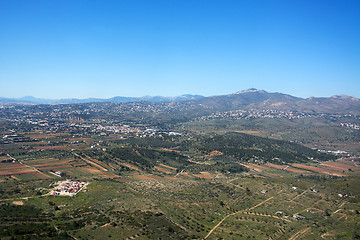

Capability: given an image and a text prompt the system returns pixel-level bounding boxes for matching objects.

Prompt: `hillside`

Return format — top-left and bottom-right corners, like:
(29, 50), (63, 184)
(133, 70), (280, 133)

(1, 89), (359, 115)
(186, 89), (360, 115)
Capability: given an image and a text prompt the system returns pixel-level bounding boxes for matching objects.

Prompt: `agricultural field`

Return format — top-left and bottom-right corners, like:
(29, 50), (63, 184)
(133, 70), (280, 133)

(0, 167), (359, 239)
(0, 128), (359, 239)
(0, 100), (359, 239)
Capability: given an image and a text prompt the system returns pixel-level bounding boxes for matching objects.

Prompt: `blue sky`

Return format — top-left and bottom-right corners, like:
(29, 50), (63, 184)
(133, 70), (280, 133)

(0, 0), (359, 99)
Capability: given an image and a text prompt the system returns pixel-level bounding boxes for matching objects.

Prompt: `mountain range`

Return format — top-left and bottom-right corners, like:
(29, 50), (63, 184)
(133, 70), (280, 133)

(186, 89), (360, 114)
(0, 94), (204, 104)
(1, 89), (359, 114)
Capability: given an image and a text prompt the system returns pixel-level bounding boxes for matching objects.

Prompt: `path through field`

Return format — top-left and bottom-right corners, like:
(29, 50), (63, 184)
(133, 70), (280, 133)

(204, 196), (274, 239)
(289, 227), (311, 240)
(204, 212), (237, 239)
(73, 153), (108, 171)
(6, 154), (50, 178)
(247, 196), (274, 211)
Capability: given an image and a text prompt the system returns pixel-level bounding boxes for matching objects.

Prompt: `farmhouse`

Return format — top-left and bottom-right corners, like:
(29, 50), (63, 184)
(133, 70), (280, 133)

(50, 180), (88, 196)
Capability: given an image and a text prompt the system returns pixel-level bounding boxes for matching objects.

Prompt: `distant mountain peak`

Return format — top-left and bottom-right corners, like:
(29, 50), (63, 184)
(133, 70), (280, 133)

(0, 94), (205, 105)
(331, 95), (359, 101)
(233, 88), (266, 94)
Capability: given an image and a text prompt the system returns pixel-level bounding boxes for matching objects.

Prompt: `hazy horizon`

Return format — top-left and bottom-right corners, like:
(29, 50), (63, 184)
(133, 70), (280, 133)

(1, 0), (359, 99)
(1, 88), (359, 101)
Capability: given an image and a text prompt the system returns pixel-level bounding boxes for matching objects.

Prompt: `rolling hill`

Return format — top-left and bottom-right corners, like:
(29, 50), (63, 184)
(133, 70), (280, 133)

(186, 89), (360, 114)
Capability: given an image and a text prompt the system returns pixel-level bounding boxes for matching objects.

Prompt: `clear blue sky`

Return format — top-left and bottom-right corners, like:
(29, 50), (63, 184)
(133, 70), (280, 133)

(0, 0), (359, 99)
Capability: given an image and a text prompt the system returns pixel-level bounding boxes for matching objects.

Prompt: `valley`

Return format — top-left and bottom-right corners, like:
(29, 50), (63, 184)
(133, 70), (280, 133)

(0, 89), (359, 239)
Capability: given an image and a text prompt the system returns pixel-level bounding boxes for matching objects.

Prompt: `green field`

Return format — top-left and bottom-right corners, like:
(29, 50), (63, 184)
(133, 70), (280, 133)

(1, 107), (359, 239)
(1, 168), (359, 239)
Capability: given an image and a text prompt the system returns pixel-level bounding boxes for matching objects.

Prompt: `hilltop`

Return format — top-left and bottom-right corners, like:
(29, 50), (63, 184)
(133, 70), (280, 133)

(187, 89), (360, 115)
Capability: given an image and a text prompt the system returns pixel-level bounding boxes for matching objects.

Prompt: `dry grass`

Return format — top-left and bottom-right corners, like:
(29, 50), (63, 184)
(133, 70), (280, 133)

(80, 167), (103, 174)
(0, 169), (36, 176)
(193, 171), (216, 179)
(73, 153), (108, 171)
(0, 162), (27, 170)
(320, 159), (359, 173)
(239, 163), (272, 172)
(235, 130), (264, 135)
(154, 166), (172, 174)
(0, 162), (50, 179)
(159, 163), (177, 170)
(290, 163), (346, 176)
(37, 165), (73, 171)
(133, 174), (160, 181)
(266, 163), (310, 173)
(32, 172), (51, 179)
(98, 174), (121, 179)
(12, 201), (24, 206)
(31, 160), (72, 168)
(159, 148), (181, 153)
(0, 156), (10, 161)
(203, 150), (223, 158)
(119, 162), (141, 171)
(163, 176), (183, 181)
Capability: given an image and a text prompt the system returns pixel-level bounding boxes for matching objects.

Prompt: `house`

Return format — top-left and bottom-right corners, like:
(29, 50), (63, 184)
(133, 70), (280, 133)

(293, 214), (305, 220)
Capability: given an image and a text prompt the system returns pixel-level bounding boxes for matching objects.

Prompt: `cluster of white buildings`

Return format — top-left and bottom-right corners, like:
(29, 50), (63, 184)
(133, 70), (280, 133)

(50, 180), (88, 196)
(194, 109), (316, 122)
(340, 122), (360, 130)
